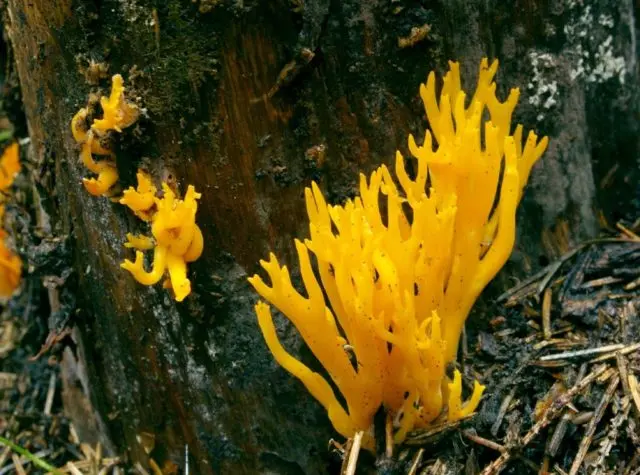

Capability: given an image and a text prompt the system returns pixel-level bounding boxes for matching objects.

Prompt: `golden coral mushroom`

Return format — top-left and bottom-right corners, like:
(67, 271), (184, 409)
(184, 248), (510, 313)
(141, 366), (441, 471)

(70, 74), (139, 197)
(0, 143), (20, 191)
(0, 227), (22, 298)
(124, 233), (155, 250)
(91, 74), (140, 134)
(82, 166), (119, 197)
(121, 178), (203, 302)
(120, 172), (157, 221)
(248, 58), (547, 445)
(0, 144), (22, 298)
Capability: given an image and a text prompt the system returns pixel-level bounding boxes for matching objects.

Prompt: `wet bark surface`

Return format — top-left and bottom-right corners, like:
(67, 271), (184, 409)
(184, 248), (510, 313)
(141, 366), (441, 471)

(2, 0), (638, 473)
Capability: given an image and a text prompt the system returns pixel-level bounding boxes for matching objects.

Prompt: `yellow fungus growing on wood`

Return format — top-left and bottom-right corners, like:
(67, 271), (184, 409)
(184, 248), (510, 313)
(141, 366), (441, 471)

(69, 75), (202, 302)
(248, 58), (548, 446)
(121, 178), (203, 302)
(0, 143), (21, 191)
(120, 172), (157, 221)
(0, 226), (21, 298)
(70, 74), (139, 196)
(124, 233), (155, 250)
(91, 74), (139, 134)
(0, 143), (22, 297)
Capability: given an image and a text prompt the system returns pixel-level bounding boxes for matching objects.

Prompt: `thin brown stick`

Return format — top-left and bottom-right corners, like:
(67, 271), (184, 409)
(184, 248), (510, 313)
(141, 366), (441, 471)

(407, 449), (424, 475)
(568, 375), (619, 475)
(624, 275), (640, 290)
(542, 288), (552, 340)
(344, 431), (363, 475)
(546, 413), (571, 457)
(589, 342), (640, 363)
(617, 352), (639, 420)
(338, 438), (351, 475)
(44, 371), (56, 416)
(536, 246), (585, 295)
(539, 343), (625, 361)
(11, 454), (26, 475)
(616, 222), (640, 241)
(462, 431), (505, 453)
(593, 395), (631, 471)
(628, 375), (640, 418)
(571, 411), (594, 425)
(581, 276), (623, 289)
(0, 446), (11, 470)
(491, 387), (516, 437)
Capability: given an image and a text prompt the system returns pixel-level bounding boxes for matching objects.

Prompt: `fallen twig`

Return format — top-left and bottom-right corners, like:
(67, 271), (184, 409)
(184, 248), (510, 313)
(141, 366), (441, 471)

(589, 342), (640, 363)
(343, 431), (363, 475)
(462, 431), (505, 453)
(539, 343), (626, 362)
(542, 288), (552, 340)
(617, 353), (639, 420)
(407, 448), (424, 475)
(491, 386), (516, 437)
(593, 395), (631, 473)
(616, 222), (640, 241)
(629, 375), (640, 418)
(546, 413), (571, 457)
(568, 374), (619, 475)
(44, 371), (56, 416)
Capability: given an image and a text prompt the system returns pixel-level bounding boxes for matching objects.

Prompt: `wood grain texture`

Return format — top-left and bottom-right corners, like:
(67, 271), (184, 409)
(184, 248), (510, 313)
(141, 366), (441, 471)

(4, 0), (638, 472)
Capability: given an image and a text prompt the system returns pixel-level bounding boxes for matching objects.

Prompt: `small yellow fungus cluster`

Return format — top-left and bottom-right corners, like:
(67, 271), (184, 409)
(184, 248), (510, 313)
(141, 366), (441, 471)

(0, 143), (22, 297)
(70, 75), (203, 301)
(120, 172), (204, 302)
(70, 74), (139, 196)
(249, 59), (548, 445)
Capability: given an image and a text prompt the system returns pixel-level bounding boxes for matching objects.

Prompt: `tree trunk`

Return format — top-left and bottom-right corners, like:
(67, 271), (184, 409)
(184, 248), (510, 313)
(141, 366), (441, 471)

(3, 0), (638, 473)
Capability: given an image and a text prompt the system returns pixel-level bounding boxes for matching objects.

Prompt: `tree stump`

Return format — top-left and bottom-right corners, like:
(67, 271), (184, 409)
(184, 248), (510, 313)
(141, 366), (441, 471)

(2, 0), (638, 472)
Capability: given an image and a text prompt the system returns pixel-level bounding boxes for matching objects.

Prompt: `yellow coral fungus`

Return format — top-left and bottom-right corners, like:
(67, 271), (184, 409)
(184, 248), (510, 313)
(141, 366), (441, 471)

(0, 143), (20, 191)
(121, 180), (203, 302)
(70, 74), (139, 196)
(124, 233), (155, 250)
(120, 172), (157, 221)
(0, 143), (22, 297)
(68, 74), (203, 301)
(0, 226), (21, 298)
(248, 58), (548, 445)
(91, 74), (139, 133)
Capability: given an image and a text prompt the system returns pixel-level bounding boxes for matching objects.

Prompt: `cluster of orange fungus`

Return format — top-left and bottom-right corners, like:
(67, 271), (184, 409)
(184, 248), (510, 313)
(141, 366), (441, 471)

(248, 58), (548, 446)
(0, 143), (22, 297)
(70, 74), (139, 196)
(70, 74), (202, 302)
(120, 172), (203, 302)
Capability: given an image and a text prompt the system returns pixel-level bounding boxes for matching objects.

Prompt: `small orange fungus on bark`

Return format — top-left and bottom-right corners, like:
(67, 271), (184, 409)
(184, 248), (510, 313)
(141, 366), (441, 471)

(121, 180), (203, 302)
(0, 143), (22, 297)
(70, 74), (139, 196)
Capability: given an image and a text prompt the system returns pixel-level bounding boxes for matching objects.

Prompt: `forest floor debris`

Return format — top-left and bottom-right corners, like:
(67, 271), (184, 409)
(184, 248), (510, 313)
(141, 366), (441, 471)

(0, 289), (125, 473)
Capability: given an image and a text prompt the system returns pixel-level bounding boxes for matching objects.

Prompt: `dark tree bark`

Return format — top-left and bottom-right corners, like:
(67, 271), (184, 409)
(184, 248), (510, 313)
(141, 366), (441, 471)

(2, 0), (638, 473)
